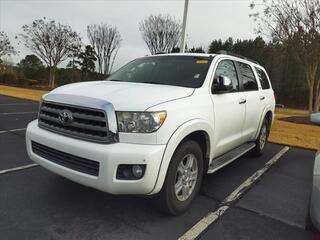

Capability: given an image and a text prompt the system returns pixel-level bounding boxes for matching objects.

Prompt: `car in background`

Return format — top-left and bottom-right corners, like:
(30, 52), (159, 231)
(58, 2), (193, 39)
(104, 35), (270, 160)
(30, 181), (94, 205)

(309, 151), (320, 231)
(310, 113), (320, 125)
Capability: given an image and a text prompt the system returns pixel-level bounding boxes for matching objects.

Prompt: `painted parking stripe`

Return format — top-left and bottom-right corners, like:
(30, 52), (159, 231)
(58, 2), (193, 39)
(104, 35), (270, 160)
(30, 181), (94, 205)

(179, 146), (290, 240)
(0, 103), (37, 106)
(0, 111), (37, 115)
(0, 128), (26, 134)
(0, 163), (39, 175)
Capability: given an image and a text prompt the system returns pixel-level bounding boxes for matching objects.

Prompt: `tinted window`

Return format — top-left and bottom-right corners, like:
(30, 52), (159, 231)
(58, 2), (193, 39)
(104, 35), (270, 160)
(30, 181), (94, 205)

(237, 62), (258, 91)
(255, 67), (270, 89)
(107, 56), (212, 88)
(213, 60), (239, 92)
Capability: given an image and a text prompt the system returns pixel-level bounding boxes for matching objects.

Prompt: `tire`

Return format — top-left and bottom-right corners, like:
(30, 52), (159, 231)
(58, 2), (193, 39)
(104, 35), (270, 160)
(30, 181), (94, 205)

(251, 118), (269, 156)
(156, 140), (203, 215)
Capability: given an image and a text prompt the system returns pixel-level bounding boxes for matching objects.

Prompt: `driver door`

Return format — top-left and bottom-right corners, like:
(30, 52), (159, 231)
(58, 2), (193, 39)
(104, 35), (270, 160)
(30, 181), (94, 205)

(210, 59), (246, 157)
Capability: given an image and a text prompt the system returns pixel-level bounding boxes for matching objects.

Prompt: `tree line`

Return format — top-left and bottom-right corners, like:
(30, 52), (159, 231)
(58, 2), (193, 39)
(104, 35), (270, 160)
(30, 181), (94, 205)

(208, 37), (308, 109)
(250, 0), (320, 113)
(0, 0), (320, 112)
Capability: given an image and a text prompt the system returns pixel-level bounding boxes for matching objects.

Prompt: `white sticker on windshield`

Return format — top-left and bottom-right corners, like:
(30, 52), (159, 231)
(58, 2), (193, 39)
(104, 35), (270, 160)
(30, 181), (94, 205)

(194, 74), (200, 79)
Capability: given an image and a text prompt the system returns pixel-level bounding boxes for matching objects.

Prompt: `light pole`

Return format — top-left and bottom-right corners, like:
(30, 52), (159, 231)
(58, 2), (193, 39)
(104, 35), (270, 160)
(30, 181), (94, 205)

(180, 0), (189, 53)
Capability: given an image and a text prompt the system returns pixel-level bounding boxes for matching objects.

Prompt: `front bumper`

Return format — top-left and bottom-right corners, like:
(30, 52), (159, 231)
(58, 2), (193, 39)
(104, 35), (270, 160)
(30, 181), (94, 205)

(26, 120), (166, 195)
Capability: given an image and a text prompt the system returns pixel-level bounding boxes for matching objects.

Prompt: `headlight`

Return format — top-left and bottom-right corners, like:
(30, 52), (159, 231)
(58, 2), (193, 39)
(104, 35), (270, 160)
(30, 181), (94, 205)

(116, 111), (167, 133)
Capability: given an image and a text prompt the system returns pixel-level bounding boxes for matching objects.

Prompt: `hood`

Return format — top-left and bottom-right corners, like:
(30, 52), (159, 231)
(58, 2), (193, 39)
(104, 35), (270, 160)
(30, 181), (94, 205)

(49, 81), (194, 111)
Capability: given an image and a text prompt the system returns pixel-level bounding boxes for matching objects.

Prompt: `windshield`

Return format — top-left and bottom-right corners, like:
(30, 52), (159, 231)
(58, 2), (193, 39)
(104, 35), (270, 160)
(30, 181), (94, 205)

(107, 55), (213, 88)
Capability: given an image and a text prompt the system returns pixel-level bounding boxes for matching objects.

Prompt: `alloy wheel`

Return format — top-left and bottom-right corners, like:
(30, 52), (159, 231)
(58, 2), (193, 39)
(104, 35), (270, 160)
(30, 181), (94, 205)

(259, 125), (267, 150)
(174, 153), (198, 202)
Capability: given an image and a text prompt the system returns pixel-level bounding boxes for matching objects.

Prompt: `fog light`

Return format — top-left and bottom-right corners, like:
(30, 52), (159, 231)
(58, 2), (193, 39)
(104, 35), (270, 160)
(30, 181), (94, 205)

(132, 165), (143, 178)
(123, 167), (132, 179)
(116, 164), (146, 180)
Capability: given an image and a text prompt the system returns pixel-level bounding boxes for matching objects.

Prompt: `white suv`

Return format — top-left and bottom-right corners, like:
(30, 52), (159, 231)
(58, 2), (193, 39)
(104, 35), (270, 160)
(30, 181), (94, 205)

(26, 52), (275, 215)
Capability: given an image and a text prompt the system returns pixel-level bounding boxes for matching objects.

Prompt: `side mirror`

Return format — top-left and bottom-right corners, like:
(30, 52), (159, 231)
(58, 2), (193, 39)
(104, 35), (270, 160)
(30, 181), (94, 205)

(212, 75), (233, 93)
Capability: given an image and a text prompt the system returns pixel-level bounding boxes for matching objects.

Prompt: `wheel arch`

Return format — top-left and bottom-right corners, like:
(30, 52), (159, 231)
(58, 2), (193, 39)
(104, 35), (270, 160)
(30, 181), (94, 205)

(265, 110), (273, 129)
(181, 130), (211, 174)
(255, 106), (274, 140)
(149, 119), (213, 195)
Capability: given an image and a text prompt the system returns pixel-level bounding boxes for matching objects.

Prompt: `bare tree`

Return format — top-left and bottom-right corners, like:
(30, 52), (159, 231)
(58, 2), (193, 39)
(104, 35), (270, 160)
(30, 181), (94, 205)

(250, 0), (320, 113)
(87, 23), (122, 75)
(0, 31), (16, 62)
(20, 18), (82, 88)
(139, 14), (182, 55)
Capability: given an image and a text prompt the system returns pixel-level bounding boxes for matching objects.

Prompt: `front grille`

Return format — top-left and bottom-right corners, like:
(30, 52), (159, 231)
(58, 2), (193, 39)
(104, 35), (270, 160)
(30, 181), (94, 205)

(38, 101), (113, 143)
(32, 141), (100, 176)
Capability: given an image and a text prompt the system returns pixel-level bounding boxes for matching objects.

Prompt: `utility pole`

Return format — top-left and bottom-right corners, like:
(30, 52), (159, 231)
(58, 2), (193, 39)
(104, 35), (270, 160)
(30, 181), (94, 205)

(180, 0), (189, 53)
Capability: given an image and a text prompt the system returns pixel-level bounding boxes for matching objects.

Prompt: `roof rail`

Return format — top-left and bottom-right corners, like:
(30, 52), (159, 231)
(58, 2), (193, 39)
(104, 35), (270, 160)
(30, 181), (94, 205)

(216, 50), (259, 65)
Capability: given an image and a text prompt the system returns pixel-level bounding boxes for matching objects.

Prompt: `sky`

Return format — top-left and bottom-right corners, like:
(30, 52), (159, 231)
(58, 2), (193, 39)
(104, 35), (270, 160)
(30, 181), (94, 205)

(0, 0), (262, 70)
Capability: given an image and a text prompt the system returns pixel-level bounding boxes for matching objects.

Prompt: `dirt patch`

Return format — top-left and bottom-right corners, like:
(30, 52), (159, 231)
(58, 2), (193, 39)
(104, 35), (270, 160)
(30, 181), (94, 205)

(279, 116), (318, 126)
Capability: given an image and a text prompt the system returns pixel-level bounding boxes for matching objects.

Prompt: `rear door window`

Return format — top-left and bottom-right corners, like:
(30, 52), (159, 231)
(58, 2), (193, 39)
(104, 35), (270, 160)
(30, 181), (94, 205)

(237, 62), (258, 91)
(255, 67), (270, 89)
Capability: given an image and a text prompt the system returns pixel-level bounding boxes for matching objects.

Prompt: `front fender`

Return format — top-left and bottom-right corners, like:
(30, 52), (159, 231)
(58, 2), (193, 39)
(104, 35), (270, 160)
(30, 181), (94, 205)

(149, 119), (213, 195)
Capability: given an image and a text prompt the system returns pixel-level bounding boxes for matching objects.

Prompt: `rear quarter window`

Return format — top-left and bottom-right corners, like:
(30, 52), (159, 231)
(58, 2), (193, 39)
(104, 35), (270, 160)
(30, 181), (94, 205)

(255, 67), (270, 89)
(237, 62), (258, 91)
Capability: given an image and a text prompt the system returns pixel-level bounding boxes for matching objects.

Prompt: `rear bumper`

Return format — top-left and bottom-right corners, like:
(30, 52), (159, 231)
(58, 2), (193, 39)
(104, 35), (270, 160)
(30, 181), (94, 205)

(26, 120), (166, 195)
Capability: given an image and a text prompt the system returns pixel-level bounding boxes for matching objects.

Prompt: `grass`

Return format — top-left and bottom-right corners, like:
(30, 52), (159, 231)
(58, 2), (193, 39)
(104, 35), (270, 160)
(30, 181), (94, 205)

(0, 84), (319, 150)
(269, 108), (320, 151)
(0, 85), (48, 102)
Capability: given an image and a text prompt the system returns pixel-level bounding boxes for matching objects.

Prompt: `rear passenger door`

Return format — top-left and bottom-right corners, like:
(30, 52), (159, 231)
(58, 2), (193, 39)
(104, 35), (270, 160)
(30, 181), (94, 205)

(236, 61), (262, 142)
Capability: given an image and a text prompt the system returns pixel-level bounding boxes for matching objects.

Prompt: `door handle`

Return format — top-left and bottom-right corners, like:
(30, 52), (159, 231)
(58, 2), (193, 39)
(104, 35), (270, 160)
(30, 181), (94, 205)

(260, 96), (265, 100)
(239, 99), (246, 104)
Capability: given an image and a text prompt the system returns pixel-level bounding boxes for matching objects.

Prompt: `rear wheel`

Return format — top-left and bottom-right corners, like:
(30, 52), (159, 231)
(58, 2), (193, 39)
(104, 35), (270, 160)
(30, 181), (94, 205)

(251, 118), (269, 156)
(156, 140), (203, 215)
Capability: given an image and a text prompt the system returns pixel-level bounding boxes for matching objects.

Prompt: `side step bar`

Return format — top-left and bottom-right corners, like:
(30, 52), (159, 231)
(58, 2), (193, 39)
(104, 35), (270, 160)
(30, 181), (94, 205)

(208, 142), (256, 174)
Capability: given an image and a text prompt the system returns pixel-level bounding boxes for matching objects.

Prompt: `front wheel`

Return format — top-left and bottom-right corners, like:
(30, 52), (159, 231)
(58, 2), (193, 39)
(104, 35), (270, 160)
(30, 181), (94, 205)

(251, 118), (269, 156)
(156, 140), (203, 215)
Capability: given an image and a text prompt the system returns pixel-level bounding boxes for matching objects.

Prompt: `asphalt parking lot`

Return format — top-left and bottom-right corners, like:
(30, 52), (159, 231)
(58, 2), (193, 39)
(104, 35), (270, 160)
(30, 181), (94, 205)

(0, 94), (319, 240)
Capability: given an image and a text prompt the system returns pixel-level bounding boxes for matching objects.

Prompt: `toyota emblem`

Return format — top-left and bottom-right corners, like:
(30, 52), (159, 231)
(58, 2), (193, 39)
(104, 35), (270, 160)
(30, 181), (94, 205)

(58, 109), (74, 125)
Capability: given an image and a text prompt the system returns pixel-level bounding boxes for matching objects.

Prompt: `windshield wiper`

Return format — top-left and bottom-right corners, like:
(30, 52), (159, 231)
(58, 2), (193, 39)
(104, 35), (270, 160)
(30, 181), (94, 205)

(109, 79), (122, 82)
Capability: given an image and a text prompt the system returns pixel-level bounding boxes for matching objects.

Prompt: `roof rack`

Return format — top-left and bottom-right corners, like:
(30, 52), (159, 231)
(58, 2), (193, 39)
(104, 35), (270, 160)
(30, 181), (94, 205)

(216, 50), (259, 65)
